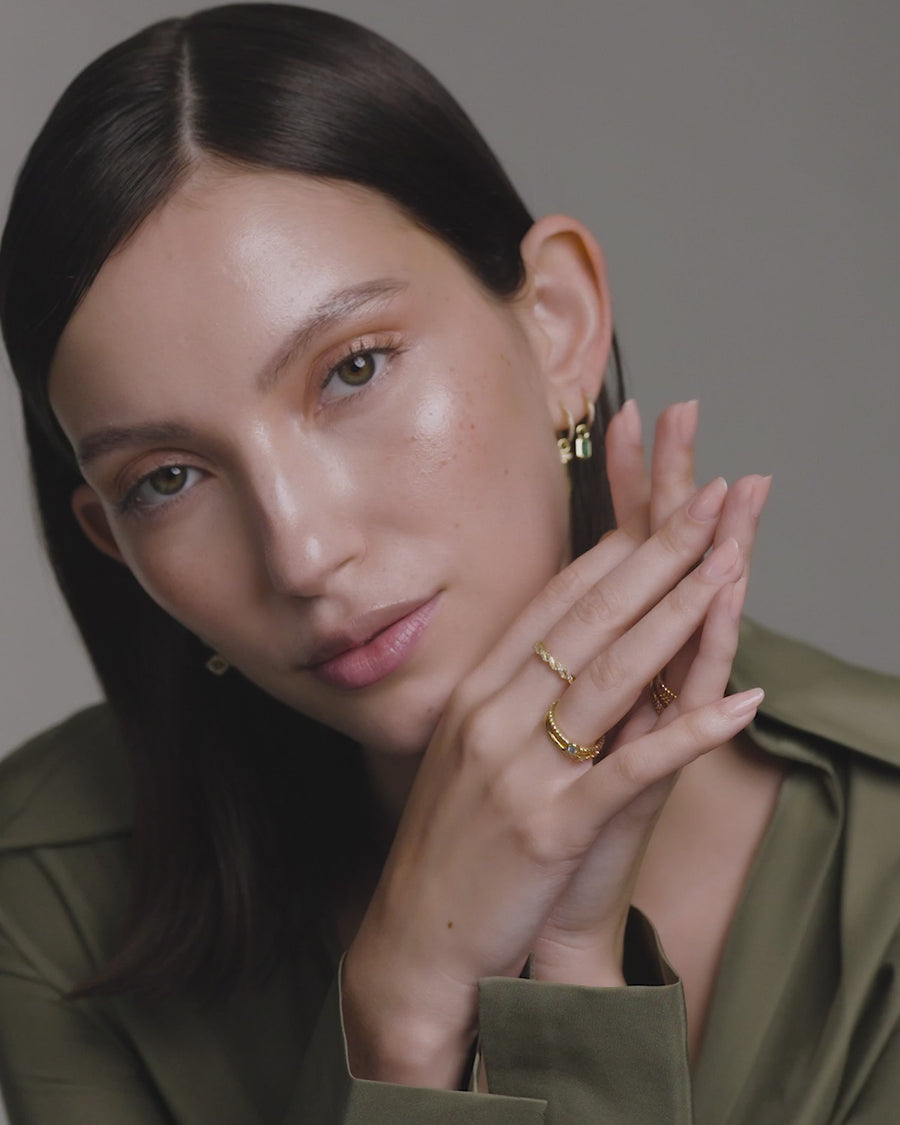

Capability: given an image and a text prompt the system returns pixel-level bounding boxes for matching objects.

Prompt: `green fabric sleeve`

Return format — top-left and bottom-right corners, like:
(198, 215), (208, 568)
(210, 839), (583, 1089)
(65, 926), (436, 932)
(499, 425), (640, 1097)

(0, 931), (174, 1125)
(289, 969), (546, 1124)
(288, 912), (692, 1124)
(478, 976), (690, 1124)
(479, 910), (692, 1124)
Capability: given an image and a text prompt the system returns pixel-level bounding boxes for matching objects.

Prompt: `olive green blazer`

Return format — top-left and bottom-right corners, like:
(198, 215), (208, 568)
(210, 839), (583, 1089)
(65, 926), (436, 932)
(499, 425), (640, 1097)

(0, 620), (898, 1124)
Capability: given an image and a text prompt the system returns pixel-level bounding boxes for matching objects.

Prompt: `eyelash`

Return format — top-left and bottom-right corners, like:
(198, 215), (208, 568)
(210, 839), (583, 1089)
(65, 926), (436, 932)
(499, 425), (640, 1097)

(319, 338), (402, 404)
(115, 338), (403, 519)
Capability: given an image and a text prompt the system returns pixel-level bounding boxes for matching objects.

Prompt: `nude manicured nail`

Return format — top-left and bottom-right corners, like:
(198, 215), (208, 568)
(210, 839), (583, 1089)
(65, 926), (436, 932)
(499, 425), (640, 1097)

(619, 399), (642, 443)
(750, 475), (773, 519)
(723, 687), (765, 717)
(688, 477), (727, 520)
(700, 536), (740, 578)
(678, 399), (699, 443)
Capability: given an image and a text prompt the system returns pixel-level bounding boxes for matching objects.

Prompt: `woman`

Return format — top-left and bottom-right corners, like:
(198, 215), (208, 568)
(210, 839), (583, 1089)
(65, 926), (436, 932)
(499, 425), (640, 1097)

(0, 5), (897, 1123)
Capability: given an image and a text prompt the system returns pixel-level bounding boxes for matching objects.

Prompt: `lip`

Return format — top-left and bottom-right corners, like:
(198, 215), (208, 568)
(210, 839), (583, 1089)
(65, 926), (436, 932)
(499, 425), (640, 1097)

(304, 594), (441, 691)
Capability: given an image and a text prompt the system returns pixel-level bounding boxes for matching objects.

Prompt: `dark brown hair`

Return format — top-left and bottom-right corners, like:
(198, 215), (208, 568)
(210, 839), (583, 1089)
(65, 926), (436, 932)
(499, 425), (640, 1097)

(0, 3), (623, 996)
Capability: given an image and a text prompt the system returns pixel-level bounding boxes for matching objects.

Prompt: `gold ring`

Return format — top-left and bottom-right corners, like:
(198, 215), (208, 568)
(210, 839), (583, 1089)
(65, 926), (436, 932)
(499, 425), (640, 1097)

(650, 673), (678, 714)
(534, 641), (575, 685)
(545, 701), (606, 763)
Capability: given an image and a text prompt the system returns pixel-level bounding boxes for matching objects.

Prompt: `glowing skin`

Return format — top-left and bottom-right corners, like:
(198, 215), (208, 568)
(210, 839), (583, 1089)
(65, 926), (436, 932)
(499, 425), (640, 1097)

(49, 170), (587, 759)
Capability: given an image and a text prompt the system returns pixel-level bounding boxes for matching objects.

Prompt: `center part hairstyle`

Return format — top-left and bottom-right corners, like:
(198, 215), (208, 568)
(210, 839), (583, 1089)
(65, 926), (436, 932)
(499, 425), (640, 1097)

(0, 3), (624, 996)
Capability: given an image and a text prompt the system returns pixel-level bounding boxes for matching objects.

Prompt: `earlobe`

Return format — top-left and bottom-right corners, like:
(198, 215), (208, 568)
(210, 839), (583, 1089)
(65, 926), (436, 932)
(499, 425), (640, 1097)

(71, 484), (126, 565)
(517, 214), (613, 425)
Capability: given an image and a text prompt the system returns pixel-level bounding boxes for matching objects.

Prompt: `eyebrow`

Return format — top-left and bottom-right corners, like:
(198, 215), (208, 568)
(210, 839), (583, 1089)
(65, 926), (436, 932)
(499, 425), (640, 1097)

(75, 277), (408, 468)
(255, 277), (408, 393)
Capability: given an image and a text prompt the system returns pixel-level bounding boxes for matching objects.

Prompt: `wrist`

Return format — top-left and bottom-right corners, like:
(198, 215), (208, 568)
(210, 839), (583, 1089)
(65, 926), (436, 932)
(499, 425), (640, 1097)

(340, 946), (478, 1088)
(533, 955), (627, 988)
(532, 925), (628, 988)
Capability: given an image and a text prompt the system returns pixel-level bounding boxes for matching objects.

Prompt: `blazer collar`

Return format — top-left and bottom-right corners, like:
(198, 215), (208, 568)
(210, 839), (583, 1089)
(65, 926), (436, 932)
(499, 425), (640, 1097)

(733, 618), (900, 771)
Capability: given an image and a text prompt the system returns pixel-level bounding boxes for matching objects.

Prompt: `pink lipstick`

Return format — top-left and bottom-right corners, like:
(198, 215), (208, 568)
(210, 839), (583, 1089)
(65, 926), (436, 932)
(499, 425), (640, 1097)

(308, 595), (440, 690)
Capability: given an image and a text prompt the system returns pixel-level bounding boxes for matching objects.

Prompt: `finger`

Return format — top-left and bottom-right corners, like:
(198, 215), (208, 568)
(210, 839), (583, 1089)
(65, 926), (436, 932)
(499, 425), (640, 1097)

(527, 476), (728, 689)
(549, 534), (744, 749)
(712, 473), (771, 563)
(480, 522), (642, 691)
(606, 400), (650, 539)
(650, 400), (699, 533)
(574, 688), (764, 826)
(655, 472), (769, 696)
(659, 576), (746, 723)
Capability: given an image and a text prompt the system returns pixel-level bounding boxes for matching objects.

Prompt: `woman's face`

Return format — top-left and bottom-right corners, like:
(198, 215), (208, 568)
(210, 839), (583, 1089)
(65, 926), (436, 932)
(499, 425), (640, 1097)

(50, 169), (586, 756)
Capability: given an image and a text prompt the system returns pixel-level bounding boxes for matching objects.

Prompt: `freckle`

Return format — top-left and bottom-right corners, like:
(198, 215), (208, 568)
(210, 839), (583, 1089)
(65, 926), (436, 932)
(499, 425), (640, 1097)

(447, 921), (454, 929)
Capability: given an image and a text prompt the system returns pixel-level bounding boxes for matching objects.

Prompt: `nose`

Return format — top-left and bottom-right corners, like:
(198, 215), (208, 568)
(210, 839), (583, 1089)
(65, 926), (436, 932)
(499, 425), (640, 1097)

(248, 448), (365, 598)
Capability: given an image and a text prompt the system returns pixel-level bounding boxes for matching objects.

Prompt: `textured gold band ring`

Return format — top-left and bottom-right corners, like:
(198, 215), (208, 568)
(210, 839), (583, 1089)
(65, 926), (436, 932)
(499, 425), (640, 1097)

(534, 641), (575, 685)
(545, 701), (606, 763)
(650, 673), (678, 714)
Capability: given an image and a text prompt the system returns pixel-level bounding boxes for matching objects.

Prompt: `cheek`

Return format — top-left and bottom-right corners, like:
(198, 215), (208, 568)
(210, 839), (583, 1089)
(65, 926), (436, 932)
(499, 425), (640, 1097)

(391, 347), (570, 564)
(115, 516), (255, 643)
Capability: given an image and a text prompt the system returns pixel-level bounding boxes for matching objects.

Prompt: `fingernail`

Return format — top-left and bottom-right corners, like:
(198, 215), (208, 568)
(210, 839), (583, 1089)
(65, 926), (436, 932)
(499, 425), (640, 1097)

(723, 687), (764, 717)
(677, 399), (699, 443)
(688, 476), (727, 520)
(619, 399), (642, 443)
(700, 536), (740, 578)
(750, 475), (773, 519)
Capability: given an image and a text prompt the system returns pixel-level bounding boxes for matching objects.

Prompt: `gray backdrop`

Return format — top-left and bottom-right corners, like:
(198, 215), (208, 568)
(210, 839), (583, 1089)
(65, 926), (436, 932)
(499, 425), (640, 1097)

(0, 1), (898, 1122)
(3, 1), (898, 761)
(2, 3), (898, 753)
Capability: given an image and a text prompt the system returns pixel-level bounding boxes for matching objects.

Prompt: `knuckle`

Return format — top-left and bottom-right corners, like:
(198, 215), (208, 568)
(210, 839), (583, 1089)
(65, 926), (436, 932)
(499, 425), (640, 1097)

(457, 704), (499, 766)
(542, 564), (588, 610)
(483, 773), (558, 863)
(614, 743), (654, 789)
(667, 578), (696, 620)
(682, 708), (711, 745)
(655, 518), (691, 559)
(572, 582), (620, 629)
(447, 678), (482, 722)
(587, 649), (627, 694)
(508, 807), (559, 866)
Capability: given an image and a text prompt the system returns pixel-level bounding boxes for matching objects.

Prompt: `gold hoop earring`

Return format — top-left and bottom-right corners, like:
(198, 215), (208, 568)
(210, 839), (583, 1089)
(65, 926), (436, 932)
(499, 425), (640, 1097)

(574, 394), (595, 461)
(556, 404), (575, 465)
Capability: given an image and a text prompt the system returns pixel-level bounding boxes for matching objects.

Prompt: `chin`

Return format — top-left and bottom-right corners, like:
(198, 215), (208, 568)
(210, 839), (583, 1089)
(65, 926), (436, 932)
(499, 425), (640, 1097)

(261, 672), (448, 758)
(338, 687), (448, 758)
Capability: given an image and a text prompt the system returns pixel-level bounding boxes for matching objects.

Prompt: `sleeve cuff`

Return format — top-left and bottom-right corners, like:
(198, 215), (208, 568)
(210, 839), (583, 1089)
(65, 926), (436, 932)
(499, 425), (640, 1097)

(287, 960), (546, 1124)
(478, 910), (692, 1123)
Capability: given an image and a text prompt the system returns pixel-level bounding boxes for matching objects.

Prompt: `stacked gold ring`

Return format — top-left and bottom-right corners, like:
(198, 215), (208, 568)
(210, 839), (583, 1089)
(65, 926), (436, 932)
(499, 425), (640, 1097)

(534, 641), (575, 685)
(650, 673), (678, 714)
(545, 701), (606, 763)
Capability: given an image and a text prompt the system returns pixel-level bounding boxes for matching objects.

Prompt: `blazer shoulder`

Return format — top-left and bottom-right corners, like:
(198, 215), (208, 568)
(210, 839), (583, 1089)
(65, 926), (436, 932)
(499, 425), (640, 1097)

(0, 704), (132, 852)
(734, 619), (900, 770)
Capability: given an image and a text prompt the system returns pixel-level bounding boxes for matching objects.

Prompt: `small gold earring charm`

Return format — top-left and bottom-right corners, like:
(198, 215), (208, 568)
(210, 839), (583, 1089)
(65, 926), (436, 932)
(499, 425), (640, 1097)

(574, 394), (596, 461)
(205, 653), (230, 676)
(557, 404), (575, 465)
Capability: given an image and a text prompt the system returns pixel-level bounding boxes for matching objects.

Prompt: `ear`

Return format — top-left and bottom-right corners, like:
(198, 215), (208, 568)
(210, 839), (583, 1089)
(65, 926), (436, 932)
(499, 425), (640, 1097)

(71, 483), (127, 565)
(516, 214), (613, 428)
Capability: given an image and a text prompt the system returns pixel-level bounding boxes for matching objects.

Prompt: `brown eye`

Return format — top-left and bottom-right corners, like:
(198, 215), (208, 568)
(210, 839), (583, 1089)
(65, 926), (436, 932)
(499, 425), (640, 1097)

(147, 466), (190, 496)
(336, 351), (377, 387)
(125, 464), (203, 513)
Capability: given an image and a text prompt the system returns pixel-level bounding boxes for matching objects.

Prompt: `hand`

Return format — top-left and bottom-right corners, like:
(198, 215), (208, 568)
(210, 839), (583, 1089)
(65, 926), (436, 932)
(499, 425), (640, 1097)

(531, 402), (771, 985)
(341, 402), (766, 1088)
